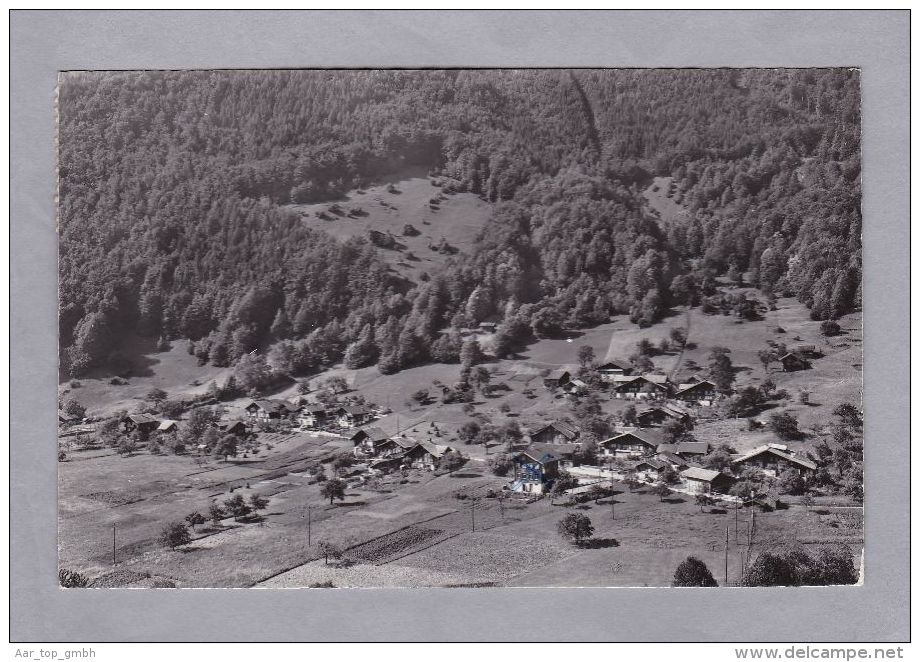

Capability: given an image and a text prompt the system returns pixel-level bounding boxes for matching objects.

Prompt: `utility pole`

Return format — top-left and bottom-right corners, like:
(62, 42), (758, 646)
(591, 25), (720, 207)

(303, 505), (312, 547)
(471, 499), (476, 532)
(610, 477), (616, 520)
(748, 489), (755, 550)
(112, 523), (116, 566)
(735, 503), (739, 543)
(724, 524), (729, 586)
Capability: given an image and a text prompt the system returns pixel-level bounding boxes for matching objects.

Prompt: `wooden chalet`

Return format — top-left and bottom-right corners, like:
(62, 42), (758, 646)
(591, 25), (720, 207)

(510, 448), (560, 495)
(610, 374), (670, 399)
(598, 430), (660, 457)
(529, 420), (580, 445)
(403, 442), (454, 471)
(543, 368), (572, 389)
(596, 361), (630, 382)
(680, 467), (734, 494)
(656, 441), (710, 459)
(674, 379), (718, 406)
(297, 404), (329, 429)
(245, 399), (300, 425)
(350, 427), (391, 456)
(157, 420), (179, 434)
(120, 413), (159, 435)
(636, 403), (691, 427)
(635, 457), (670, 479)
(334, 405), (372, 428)
(213, 420), (247, 436)
(562, 378), (590, 396)
(731, 445), (817, 477)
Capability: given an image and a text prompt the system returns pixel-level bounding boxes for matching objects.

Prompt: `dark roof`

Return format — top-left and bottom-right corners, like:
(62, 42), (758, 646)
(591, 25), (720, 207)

(597, 361), (627, 371)
(676, 380), (717, 395)
(337, 405), (370, 416)
(301, 404), (327, 414)
(248, 399), (297, 414)
(123, 413), (158, 424)
(545, 368), (571, 381)
(657, 441), (710, 456)
(732, 445), (817, 471)
(516, 447), (560, 465)
(599, 431), (658, 448)
(656, 451), (689, 467)
(351, 427), (389, 443)
(636, 458), (669, 471)
(529, 442), (578, 459)
(531, 420), (579, 440)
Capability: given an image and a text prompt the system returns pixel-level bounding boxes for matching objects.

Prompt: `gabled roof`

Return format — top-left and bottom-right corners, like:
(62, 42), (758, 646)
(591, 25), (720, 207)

(516, 447), (559, 465)
(567, 378), (589, 389)
(658, 441), (710, 456)
(681, 467), (723, 482)
(379, 436), (417, 450)
(642, 374), (670, 385)
(406, 442), (453, 459)
(612, 374), (669, 390)
(612, 374), (639, 383)
(123, 413), (158, 424)
(662, 403), (691, 417)
(157, 420), (178, 432)
(531, 420), (579, 440)
(636, 458), (669, 471)
(247, 399), (297, 414)
(597, 361), (627, 371)
(351, 427), (389, 443)
(657, 451), (689, 467)
(545, 368), (571, 381)
(732, 445), (817, 471)
(216, 420), (247, 431)
(676, 380), (717, 394)
(300, 404), (327, 414)
(337, 405), (370, 416)
(599, 431), (657, 448)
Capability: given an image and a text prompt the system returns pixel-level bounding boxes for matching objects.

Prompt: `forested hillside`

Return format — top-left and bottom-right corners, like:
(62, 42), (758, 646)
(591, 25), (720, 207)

(58, 68), (861, 380)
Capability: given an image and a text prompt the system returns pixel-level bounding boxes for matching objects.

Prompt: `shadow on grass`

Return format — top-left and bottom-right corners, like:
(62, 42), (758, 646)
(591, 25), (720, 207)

(708, 508), (728, 515)
(451, 472), (483, 478)
(662, 497), (686, 504)
(579, 537), (619, 549)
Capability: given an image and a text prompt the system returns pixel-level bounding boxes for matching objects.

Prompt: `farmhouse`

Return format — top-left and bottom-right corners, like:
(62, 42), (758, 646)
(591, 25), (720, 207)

(681, 467), (734, 494)
(779, 352), (810, 372)
(674, 380), (718, 406)
(375, 436), (417, 458)
(656, 441), (710, 459)
(297, 404), (329, 429)
(598, 430), (659, 457)
(213, 420), (247, 436)
(529, 420), (580, 445)
(351, 427), (391, 456)
(635, 458), (670, 479)
(610, 374), (670, 399)
(656, 451), (690, 471)
(543, 369), (571, 389)
(510, 448), (560, 494)
(562, 378), (589, 396)
(636, 403), (691, 427)
(120, 413), (159, 435)
(245, 399), (299, 425)
(596, 361), (630, 382)
(334, 405), (372, 428)
(731, 445), (817, 477)
(157, 420), (179, 434)
(403, 442), (454, 471)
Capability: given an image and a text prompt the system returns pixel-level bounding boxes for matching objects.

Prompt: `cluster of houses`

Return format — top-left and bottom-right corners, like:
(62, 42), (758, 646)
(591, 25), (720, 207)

(544, 364), (718, 406)
(244, 399), (375, 431)
(118, 412), (248, 438)
(508, 420), (817, 497)
(349, 427), (456, 473)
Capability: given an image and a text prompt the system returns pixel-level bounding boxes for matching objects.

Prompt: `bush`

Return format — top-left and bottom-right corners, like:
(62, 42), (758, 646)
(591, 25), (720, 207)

(159, 522), (192, 549)
(59, 568), (89, 588)
(672, 556), (718, 587)
(820, 320), (841, 336)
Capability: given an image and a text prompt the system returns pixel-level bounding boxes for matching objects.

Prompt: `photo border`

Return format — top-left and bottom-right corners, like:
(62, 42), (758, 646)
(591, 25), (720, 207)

(10, 9), (909, 642)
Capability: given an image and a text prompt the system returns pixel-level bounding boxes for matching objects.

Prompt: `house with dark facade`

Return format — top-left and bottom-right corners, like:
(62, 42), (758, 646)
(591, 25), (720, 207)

(596, 360), (630, 382)
(656, 441), (710, 460)
(403, 442), (454, 471)
(779, 352), (810, 372)
(681, 467), (734, 494)
(510, 448), (560, 495)
(543, 369), (572, 389)
(334, 405), (372, 429)
(351, 427), (391, 456)
(598, 430), (659, 457)
(731, 445), (817, 477)
(610, 374), (670, 400)
(120, 413), (160, 435)
(297, 404), (329, 429)
(244, 399), (300, 426)
(674, 380), (718, 406)
(636, 403), (691, 427)
(530, 420), (580, 446)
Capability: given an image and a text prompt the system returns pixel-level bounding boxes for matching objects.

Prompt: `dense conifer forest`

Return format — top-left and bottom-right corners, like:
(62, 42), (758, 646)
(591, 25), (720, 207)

(58, 68), (861, 379)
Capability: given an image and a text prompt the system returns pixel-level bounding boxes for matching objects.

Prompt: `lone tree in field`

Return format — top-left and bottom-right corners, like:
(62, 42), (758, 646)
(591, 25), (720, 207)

(769, 412), (802, 440)
(438, 450), (467, 475)
(160, 522), (192, 550)
(708, 346), (735, 394)
(577, 345), (596, 370)
(321, 477), (347, 505)
(317, 540), (344, 565)
(208, 503), (226, 526)
(651, 483), (672, 502)
(672, 556), (718, 587)
(185, 511), (206, 531)
(249, 493), (270, 513)
(557, 513), (594, 546)
(223, 493), (252, 520)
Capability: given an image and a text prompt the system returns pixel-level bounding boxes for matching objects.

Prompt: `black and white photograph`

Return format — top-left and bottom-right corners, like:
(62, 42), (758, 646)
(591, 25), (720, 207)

(55, 66), (866, 590)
